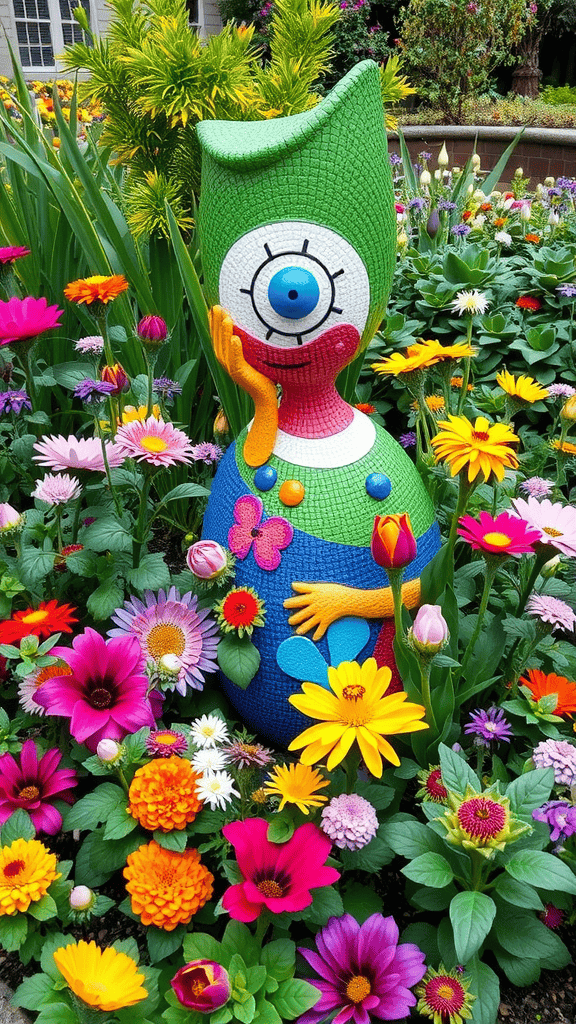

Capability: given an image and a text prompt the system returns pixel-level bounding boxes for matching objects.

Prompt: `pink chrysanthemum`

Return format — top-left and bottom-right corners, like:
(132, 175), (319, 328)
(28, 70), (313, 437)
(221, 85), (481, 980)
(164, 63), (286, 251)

(223, 741), (274, 769)
(547, 383), (576, 399)
(519, 477), (555, 498)
(109, 587), (219, 695)
(526, 594), (576, 632)
(457, 511), (540, 557)
(114, 416), (194, 468)
(457, 796), (507, 840)
(74, 336), (105, 354)
(0, 246), (30, 265)
(33, 434), (125, 473)
(146, 730), (189, 758)
(320, 793), (379, 850)
(34, 628), (158, 752)
(0, 739), (77, 835)
(0, 296), (63, 347)
(532, 739), (576, 787)
(31, 473), (81, 506)
(511, 496), (576, 557)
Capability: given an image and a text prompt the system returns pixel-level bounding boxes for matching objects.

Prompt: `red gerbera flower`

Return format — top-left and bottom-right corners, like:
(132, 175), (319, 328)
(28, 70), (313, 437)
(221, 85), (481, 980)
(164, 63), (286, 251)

(216, 587), (265, 638)
(416, 965), (475, 1023)
(516, 295), (542, 311)
(0, 600), (77, 644)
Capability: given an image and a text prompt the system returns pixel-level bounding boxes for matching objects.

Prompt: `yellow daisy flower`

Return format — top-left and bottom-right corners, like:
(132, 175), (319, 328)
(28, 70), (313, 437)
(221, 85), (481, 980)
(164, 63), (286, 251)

(431, 415), (519, 482)
(263, 763), (330, 813)
(53, 940), (148, 1011)
(434, 342), (477, 361)
(288, 658), (428, 778)
(372, 339), (443, 376)
(496, 369), (549, 403)
(120, 404), (161, 424)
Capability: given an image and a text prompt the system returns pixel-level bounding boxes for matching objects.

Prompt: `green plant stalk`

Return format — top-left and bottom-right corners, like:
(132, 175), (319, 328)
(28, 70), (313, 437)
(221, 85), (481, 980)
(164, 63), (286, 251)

(71, 496), (83, 544)
(418, 659), (437, 733)
(456, 320), (474, 415)
(144, 347), (160, 419)
(416, 386), (435, 455)
(446, 474), (475, 587)
(516, 548), (550, 617)
(470, 848), (486, 892)
(16, 338), (38, 409)
(343, 746), (362, 795)
(99, 434), (123, 520)
(96, 312), (114, 368)
(458, 559), (500, 681)
(132, 473), (152, 570)
(388, 568), (406, 647)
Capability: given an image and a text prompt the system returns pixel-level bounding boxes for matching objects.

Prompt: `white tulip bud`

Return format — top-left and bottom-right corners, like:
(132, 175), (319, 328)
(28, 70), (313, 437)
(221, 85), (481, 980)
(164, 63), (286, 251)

(70, 885), (94, 911)
(420, 169), (431, 187)
(437, 142), (449, 169)
(548, 211), (560, 226)
(434, 169), (442, 181)
(520, 203), (531, 221)
(472, 153), (481, 171)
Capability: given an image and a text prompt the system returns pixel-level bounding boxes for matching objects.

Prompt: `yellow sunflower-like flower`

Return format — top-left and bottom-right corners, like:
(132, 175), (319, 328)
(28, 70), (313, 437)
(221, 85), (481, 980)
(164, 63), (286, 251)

(53, 940), (147, 1011)
(496, 369), (549, 404)
(551, 438), (576, 456)
(434, 342), (477, 361)
(412, 395), (446, 414)
(263, 763), (330, 814)
(0, 838), (60, 916)
(288, 658), (428, 778)
(431, 415), (519, 482)
(124, 841), (214, 930)
(128, 756), (203, 832)
(372, 339), (443, 377)
(64, 274), (129, 306)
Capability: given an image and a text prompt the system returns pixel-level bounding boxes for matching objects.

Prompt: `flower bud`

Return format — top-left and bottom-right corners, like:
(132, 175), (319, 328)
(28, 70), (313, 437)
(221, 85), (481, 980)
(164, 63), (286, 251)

(472, 154), (481, 172)
(0, 502), (25, 538)
(452, 166), (461, 175)
(397, 231), (408, 248)
(187, 539), (228, 580)
(69, 885), (94, 911)
(371, 513), (417, 570)
(159, 653), (181, 675)
(540, 554), (560, 579)
(96, 738), (122, 763)
(101, 362), (129, 396)
(426, 208), (441, 239)
(520, 203), (531, 222)
(437, 142), (449, 169)
(420, 170), (431, 187)
(544, 176), (555, 187)
(560, 395), (576, 421)
(213, 409), (230, 438)
(434, 169), (442, 181)
(514, 166), (523, 178)
(137, 314), (168, 349)
(171, 961), (231, 1013)
(409, 604), (449, 656)
(548, 211), (560, 226)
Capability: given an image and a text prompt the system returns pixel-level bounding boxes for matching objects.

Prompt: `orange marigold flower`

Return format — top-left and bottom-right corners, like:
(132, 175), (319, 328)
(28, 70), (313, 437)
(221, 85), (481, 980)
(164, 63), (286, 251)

(124, 841), (214, 930)
(525, 234), (541, 244)
(64, 275), (128, 306)
(0, 838), (60, 915)
(354, 402), (376, 415)
(128, 756), (203, 832)
(493, 217), (507, 227)
(552, 438), (576, 456)
(520, 668), (576, 717)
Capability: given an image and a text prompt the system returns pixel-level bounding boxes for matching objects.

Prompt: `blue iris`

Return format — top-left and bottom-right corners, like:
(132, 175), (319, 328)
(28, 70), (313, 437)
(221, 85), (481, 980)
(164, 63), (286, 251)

(267, 266), (320, 320)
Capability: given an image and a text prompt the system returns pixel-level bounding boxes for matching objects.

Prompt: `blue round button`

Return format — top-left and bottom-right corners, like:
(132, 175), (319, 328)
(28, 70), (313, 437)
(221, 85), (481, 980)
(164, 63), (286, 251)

(254, 465), (277, 491)
(268, 266), (320, 320)
(365, 473), (392, 500)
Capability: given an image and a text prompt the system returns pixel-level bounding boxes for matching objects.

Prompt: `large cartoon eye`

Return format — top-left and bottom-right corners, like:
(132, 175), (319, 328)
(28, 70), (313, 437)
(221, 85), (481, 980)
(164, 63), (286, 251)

(218, 222), (370, 348)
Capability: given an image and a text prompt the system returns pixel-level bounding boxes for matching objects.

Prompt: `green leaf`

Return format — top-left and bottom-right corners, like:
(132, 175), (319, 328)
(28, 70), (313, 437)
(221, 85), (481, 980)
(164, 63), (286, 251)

(153, 829), (187, 852)
(467, 956), (500, 1024)
(481, 127), (525, 195)
(233, 994), (256, 1023)
(36, 1003), (78, 1024)
(0, 912), (27, 951)
(0, 808), (35, 844)
(505, 768), (554, 819)
(494, 874), (543, 911)
(382, 815), (445, 859)
(438, 744), (480, 795)
(40, 932), (73, 980)
(340, 833), (394, 874)
(64, 783), (125, 831)
(266, 816), (295, 845)
(355, 780), (395, 809)
(400, 922), (439, 965)
(252, 997), (282, 1024)
(401, 852), (455, 888)
(494, 945), (541, 987)
(129, 552), (171, 592)
(103, 806), (138, 841)
(269, 979), (321, 1021)
(222, 921), (260, 967)
(306, 886), (344, 927)
(449, 891), (496, 963)
(183, 932), (224, 966)
(147, 924), (186, 964)
(156, 483), (210, 506)
(411, 884), (457, 912)
(86, 580), (126, 621)
(74, 829), (142, 887)
(81, 516), (132, 552)
(217, 634), (261, 689)
(505, 850), (576, 895)
(341, 882), (383, 923)
(260, 939), (296, 982)
(495, 906), (572, 963)
(12, 972), (54, 1010)
(27, 894), (57, 921)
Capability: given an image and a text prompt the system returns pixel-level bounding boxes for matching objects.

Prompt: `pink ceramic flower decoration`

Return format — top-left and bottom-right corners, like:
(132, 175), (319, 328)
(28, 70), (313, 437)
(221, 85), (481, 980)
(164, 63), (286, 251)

(457, 511), (540, 557)
(0, 296), (63, 347)
(0, 739), (77, 834)
(222, 817), (340, 922)
(228, 495), (293, 571)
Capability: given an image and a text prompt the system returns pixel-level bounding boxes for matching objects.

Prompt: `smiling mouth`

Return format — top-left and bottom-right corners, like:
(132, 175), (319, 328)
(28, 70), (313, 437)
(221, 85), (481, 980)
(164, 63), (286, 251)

(264, 359), (311, 369)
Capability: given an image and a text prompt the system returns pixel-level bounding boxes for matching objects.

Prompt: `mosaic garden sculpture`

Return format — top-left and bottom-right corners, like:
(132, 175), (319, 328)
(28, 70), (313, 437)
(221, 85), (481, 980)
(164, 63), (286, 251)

(199, 59), (440, 746)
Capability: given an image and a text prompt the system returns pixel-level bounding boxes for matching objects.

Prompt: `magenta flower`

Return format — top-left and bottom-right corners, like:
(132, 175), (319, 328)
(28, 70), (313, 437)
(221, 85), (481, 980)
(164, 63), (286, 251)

(457, 511), (540, 557)
(298, 913), (427, 1024)
(33, 434), (125, 473)
(221, 818), (340, 922)
(0, 296), (63, 347)
(0, 739), (77, 834)
(228, 495), (293, 571)
(0, 246), (30, 265)
(171, 960), (231, 1012)
(34, 628), (158, 752)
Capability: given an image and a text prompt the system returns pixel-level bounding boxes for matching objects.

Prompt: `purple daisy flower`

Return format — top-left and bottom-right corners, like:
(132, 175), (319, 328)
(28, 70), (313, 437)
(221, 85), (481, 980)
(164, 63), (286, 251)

(547, 383), (576, 399)
(519, 476), (555, 498)
(556, 283), (576, 298)
(399, 431), (417, 449)
(389, 153), (401, 166)
(532, 739), (576, 787)
(298, 913), (426, 1024)
(526, 594), (576, 633)
(153, 377), (183, 401)
(108, 586), (219, 695)
(0, 389), (31, 415)
(191, 442), (223, 465)
(320, 793), (379, 850)
(73, 379), (116, 404)
(408, 197), (427, 212)
(463, 707), (513, 747)
(533, 800), (576, 844)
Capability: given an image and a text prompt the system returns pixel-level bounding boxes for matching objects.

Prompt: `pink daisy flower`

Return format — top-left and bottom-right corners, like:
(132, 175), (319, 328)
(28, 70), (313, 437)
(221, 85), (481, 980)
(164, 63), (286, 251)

(526, 594), (576, 632)
(0, 246), (30, 265)
(33, 434), (125, 473)
(114, 416), (194, 468)
(0, 739), (77, 834)
(74, 335), (105, 354)
(108, 587), (219, 695)
(31, 473), (81, 506)
(511, 496), (576, 557)
(34, 628), (158, 752)
(0, 296), (63, 347)
(458, 511), (540, 557)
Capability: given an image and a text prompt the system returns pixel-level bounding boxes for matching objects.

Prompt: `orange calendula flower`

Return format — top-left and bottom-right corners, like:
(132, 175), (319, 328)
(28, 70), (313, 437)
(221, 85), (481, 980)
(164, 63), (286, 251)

(520, 668), (576, 717)
(354, 402), (376, 415)
(525, 233), (541, 244)
(552, 438), (576, 456)
(263, 762), (330, 814)
(53, 940), (148, 1011)
(493, 217), (507, 227)
(0, 838), (60, 915)
(128, 756), (203, 832)
(496, 369), (548, 404)
(64, 274), (129, 306)
(124, 841), (214, 930)
(431, 415), (519, 483)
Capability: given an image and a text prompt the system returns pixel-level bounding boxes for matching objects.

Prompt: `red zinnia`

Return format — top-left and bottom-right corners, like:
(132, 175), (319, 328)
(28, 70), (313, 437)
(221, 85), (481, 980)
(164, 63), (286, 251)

(0, 600), (77, 644)
(457, 796), (507, 840)
(216, 587), (265, 637)
(417, 968), (472, 1023)
(516, 295), (542, 311)
(417, 766), (448, 803)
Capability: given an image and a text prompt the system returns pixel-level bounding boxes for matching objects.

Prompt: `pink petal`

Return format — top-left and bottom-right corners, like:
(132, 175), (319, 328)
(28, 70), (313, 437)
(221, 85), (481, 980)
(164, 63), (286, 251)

(30, 802), (63, 835)
(19, 739), (40, 778)
(222, 883), (261, 922)
(228, 523), (254, 560)
(222, 818), (271, 879)
(0, 751), (21, 784)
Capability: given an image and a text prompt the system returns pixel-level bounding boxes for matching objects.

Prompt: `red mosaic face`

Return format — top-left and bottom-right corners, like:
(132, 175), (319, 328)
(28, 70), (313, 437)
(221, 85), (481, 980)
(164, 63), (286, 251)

(234, 322), (360, 388)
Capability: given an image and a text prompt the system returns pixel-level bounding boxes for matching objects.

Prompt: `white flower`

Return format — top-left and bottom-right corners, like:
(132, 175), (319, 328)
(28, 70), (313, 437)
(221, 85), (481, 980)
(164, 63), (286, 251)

(450, 290), (490, 316)
(472, 154), (481, 172)
(437, 142), (449, 168)
(191, 748), (228, 774)
(196, 770), (239, 810)
(420, 169), (431, 187)
(69, 885), (94, 911)
(190, 714), (229, 748)
(495, 231), (512, 247)
(520, 203), (531, 222)
(470, 214), (486, 229)
(548, 211), (560, 226)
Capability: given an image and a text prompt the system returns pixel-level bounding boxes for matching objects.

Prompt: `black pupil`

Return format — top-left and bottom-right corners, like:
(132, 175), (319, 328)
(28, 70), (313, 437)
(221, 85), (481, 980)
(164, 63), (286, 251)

(288, 290), (298, 300)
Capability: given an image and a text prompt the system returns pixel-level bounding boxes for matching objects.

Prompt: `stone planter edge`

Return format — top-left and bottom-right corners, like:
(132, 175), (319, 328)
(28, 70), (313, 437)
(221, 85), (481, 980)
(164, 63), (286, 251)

(390, 124), (576, 147)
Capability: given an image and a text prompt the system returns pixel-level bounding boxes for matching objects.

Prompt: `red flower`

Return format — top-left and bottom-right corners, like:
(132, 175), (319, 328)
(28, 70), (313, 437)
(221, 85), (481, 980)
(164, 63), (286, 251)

(462, 210), (473, 220)
(222, 818), (340, 922)
(371, 513), (417, 570)
(0, 600), (77, 644)
(354, 402), (376, 414)
(0, 297), (63, 348)
(516, 295), (542, 311)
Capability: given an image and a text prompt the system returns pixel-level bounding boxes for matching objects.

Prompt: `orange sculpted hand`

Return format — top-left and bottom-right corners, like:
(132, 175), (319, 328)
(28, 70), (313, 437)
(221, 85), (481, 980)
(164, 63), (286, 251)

(284, 579), (422, 640)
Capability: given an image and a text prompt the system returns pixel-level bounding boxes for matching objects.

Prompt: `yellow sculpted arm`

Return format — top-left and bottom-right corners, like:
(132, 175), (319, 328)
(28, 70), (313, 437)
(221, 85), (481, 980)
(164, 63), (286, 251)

(283, 579), (421, 641)
(209, 305), (278, 468)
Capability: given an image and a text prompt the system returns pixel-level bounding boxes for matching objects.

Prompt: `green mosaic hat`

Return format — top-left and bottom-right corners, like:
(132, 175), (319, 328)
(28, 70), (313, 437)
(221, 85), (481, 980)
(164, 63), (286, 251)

(197, 59), (396, 348)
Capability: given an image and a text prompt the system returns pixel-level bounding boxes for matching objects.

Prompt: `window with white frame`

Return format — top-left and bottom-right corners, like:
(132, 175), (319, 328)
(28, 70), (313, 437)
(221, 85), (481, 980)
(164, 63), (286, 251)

(12, 0), (90, 71)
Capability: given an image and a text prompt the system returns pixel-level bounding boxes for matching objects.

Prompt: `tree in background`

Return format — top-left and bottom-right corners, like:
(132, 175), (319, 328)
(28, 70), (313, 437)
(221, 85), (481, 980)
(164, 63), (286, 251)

(511, 0), (576, 97)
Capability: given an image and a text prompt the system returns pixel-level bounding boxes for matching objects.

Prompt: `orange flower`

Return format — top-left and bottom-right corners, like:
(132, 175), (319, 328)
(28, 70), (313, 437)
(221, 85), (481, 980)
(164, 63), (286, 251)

(552, 438), (576, 456)
(354, 403), (376, 415)
(520, 668), (576, 716)
(124, 841), (213, 930)
(493, 218), (507, 227)
(371, 513), (417, 570)
(128, 756), (203, 832)
(64, 275), (128, 306)
(525, 234), (541, 244)
(0, 838), (60, 915)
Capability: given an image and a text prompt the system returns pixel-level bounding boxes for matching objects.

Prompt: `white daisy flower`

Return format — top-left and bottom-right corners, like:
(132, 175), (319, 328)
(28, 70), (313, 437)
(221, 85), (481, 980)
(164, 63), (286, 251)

(494, 231), (512, 247)
(450, 290), (490, 316)
(191, 714), (230, 748)
(191, 748), (228, 774)
(196, 770), (239, 810)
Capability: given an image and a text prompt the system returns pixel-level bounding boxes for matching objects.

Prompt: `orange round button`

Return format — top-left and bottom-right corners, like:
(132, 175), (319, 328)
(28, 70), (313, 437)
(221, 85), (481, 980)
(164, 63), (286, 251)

(279, 479), (305, 507)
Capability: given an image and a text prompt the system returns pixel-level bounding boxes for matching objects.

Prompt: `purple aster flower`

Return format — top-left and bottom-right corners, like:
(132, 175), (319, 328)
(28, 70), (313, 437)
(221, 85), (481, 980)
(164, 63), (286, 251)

(389, 153), (402, 166)
(223, 740), (274, 769)
(451, 223), (472, 237)
(0, 389), (31, 415)
(320, 793), (379, 851)
(409, 196), (427, 212)
(547, 383), (576, 399)
(298, 913), (426, 1024)
(556, 283), (576, 298)
(533, 800), (576, 844)
(463, 707), (513, 747)
(519, 477), (555, 498)
(108, 586), (219, 696)
(419, 151), (432, 161)
(73, 378), (116, 404)
(153, 377), (183, 401)
(526, 594), (576, 633)
(532, 739), (576, 787)
(191, 442), (223, 465)
(399, 431), (417, 449)
(557, 177), (576, 191)
(437, 200), (457, 211)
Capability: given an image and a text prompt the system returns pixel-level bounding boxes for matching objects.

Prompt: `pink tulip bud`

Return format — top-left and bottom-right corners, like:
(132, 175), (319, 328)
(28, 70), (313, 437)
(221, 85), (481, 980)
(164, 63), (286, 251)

(186, 540), (228, 580)
(409, 604), (449, 656)
(171, 960), (231, 1013)
(137, 314), (168, 347)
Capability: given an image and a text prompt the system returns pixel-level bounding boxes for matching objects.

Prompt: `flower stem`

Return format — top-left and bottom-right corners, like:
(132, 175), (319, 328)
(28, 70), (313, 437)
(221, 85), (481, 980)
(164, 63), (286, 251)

(71, 496), (83, 544)
(458, 560), (500, 680)
(456, 320), (474, 415)
(418, 659), (437, 733)
(516, 549), (549, 617)
(388, 569), (406, 647)
(133, 473), (152, 570)
(343, 747), (362, 794)
(144, 348), (159, 419)
(99, 435), (123, 520)
(446, 474), (474, 587)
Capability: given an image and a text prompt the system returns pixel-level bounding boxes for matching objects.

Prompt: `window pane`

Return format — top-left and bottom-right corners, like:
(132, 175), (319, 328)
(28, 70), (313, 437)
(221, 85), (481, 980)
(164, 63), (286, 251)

(16, 22), (28, 42)
(28, 22), (39, 42)
(42, 45), (53, 61)
(186, 0), (198, 21)
(37, 0), (49, 15)
(62, 22), (72, 42)
(18, 44), (30, 64)
(40, 22), (51, 41)
(13, 0), (24, 16)
(30, 45), (41, 63)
